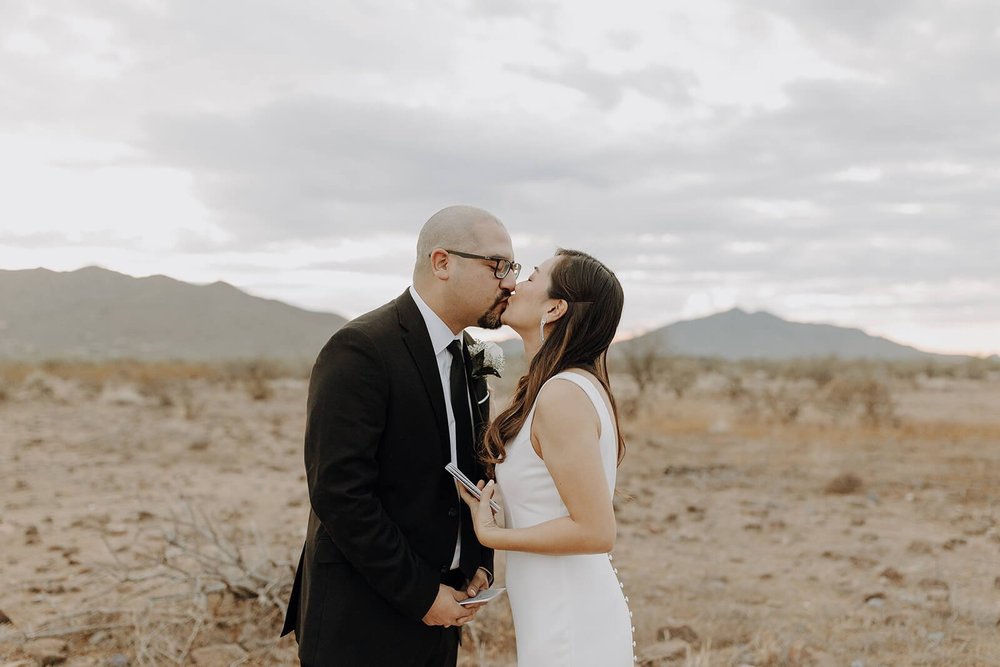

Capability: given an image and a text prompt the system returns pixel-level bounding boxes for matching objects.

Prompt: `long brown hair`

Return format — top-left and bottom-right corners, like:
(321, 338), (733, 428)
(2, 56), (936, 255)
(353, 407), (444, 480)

(481, 248), (626, 475)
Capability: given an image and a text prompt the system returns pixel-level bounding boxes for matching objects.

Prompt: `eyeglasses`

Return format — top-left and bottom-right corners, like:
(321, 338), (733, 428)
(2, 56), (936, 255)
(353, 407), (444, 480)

(443, 249), (521, 280)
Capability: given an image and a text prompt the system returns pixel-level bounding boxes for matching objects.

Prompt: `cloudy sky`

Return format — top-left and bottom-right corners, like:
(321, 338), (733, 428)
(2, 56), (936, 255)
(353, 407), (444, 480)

(2, 0), (998, 355)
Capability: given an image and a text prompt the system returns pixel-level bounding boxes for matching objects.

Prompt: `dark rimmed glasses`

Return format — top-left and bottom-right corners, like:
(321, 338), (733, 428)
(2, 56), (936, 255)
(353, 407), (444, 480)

(443, 249), (521, 280)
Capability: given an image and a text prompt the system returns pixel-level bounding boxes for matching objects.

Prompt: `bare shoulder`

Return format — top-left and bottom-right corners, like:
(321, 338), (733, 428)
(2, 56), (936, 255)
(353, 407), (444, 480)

(534, 375), (599, 430)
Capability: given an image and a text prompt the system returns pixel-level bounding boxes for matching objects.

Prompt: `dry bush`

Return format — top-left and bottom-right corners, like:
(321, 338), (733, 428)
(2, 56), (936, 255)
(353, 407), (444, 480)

(732, 634), (820, 667)
(825, 472), (863, 495)
(617, 336), (665, 393)
(135, 375), (178, 407)
(734, 356), (1000, 386)
(760, 385), (807, 424)
(661, 358), (908, 429)
(7, 359), (306, 387)
(724, 373), (748, 402)
(246, 375), (274, 401)
(38, 359), (222, 384)
(233, 361), (277, 401)
(956, 356), (997, 380)
(0, 359), (312, 407)
(817, 376), (859, 421)
(784, 358), (836, 388)
(222, 360), (305, 401)
(660, 358), (699, 399)
(0, 504), (295, 666)
(817, 375), (896, 426)
(856, 377), (896, 426)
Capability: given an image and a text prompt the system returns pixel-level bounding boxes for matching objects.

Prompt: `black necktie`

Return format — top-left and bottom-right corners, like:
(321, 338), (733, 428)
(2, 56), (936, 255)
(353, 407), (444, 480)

(446, 340), (475, 471)
(447, 339), (479, 578)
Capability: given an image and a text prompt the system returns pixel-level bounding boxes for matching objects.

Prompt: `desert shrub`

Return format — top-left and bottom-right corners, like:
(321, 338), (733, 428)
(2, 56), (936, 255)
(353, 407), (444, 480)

(177, 384), (203, 420)
(21, 371), (57, 400)
(245, 375), (273, 401)
(825, 472), (863, 494)
(661, 358), (699, 398)
(817, 375), (896, 426)
(857, 377), (896, 426)
(617, 337), (664, 393)
(688, 356), (724, 375)
(960, 357), (991, 380)
(223, 360), (280, 401)
(789, 358), (837, 387)
(761, 385), (807, 424)
(724, 373), (748, 402)
(735, 633), (822, 667)
(136, 375), (177, 407)
(818, 376), (857, 421)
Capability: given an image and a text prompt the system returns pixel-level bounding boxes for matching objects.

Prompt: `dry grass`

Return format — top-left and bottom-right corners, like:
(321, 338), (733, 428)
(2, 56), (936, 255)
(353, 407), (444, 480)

(2, 358), (999, 666)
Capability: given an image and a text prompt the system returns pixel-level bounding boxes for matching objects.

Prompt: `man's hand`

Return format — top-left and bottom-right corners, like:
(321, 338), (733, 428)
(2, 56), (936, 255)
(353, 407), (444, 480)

(465, 568), (491, 598)
(421, 585), (480, 628)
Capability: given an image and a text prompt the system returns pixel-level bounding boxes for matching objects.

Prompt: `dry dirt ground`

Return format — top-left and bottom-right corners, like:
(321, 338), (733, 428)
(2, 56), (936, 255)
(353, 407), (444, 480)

(1, 367), (998, 666)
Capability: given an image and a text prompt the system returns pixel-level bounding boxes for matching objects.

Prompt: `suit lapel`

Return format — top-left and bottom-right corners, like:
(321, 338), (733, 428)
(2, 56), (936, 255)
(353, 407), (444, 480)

(396, 290), (451, 459)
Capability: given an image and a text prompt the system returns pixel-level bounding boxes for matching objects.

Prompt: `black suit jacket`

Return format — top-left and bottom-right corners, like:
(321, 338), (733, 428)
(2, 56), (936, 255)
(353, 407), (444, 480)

(281, 289), (494, 665)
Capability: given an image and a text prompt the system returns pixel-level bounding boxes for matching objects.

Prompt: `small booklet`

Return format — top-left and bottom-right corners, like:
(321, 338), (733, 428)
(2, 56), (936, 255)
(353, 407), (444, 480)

(459, 586), (506, 606)
(445, 462), (502, 513)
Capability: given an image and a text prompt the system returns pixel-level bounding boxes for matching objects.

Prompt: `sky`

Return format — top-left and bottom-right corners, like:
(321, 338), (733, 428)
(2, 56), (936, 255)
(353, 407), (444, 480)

(1, 0), (998, 355)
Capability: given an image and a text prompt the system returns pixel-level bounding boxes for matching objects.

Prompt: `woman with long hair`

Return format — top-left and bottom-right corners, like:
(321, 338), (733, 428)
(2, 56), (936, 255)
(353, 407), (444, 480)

(458, 248), (634, 666)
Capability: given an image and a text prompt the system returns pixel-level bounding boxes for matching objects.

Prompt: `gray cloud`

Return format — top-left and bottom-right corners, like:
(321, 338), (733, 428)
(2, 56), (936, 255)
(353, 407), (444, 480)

(605, 30), (642, 52)
(507, 59), (697, 109)
(137, 64), (999, 290)
(3, 0), (999, 348)
(464, 0), (559, 24)
(138, 95), (618, 248)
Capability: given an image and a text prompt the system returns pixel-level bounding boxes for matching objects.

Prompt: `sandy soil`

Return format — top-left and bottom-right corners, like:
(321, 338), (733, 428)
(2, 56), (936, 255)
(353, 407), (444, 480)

(1, 369), (998, 666)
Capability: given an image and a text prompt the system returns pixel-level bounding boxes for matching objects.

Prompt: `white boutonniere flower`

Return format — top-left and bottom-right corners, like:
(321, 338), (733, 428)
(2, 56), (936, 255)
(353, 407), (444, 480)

(467, 339), (504, 379)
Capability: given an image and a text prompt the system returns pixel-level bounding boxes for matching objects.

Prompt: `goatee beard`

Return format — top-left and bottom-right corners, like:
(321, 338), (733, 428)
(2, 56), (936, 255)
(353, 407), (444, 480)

(477, 292), (510, 329)
(477, 311), (502, 329)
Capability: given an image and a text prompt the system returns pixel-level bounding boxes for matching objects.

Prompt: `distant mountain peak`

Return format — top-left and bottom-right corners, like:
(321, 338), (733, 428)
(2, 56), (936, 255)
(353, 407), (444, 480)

(620, 307), (961, 361)
(73, 265), (120, 276)
(702, 306), (781, 321)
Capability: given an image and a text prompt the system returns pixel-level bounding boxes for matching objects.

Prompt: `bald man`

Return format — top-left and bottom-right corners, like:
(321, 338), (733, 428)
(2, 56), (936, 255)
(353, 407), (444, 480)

(282, 206), (520, 666)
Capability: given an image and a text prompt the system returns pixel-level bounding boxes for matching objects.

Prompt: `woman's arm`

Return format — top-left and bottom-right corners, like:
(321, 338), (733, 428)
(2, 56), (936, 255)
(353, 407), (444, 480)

(460, 377), (617, 554)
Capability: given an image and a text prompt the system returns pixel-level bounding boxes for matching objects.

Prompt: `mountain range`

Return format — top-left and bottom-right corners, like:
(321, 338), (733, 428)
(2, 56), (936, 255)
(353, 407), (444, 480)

(620, 307), (967, 361)
(0, 266), (976, 362)
(0, 266), (346, 361)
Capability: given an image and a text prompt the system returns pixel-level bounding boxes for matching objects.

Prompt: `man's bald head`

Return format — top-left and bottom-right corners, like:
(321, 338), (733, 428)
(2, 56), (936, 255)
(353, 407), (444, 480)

(410, 205), (516, 332)
(413, 205), (505, 276)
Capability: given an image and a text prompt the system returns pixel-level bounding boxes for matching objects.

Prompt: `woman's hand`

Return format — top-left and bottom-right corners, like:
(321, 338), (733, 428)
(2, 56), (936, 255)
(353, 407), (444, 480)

(457, 479), (502, 548)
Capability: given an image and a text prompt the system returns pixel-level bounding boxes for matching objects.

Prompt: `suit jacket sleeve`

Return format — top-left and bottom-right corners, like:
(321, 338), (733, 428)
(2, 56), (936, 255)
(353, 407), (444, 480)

(304, 326), (440, 620)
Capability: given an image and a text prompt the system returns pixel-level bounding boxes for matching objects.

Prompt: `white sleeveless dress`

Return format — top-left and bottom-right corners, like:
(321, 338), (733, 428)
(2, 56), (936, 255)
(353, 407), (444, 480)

(495, 371), (635, 666)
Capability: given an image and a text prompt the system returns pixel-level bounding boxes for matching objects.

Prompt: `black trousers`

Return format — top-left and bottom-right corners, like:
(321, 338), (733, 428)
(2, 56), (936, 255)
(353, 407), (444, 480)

(299, 570), (465, 667)
(299, 628), (457, 667)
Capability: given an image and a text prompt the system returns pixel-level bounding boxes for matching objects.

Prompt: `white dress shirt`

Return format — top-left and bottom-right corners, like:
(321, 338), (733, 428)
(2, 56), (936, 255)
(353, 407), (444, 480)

(409, 285), (470, 570)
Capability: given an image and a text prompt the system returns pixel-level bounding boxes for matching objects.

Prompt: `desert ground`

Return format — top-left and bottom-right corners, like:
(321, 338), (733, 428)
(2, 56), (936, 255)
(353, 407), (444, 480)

(1, 358), (999, 666)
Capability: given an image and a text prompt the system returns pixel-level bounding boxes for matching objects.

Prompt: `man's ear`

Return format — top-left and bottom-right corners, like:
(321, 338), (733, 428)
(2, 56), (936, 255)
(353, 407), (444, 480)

(429, 248), (451, 279)
(546, 299), (569, 323)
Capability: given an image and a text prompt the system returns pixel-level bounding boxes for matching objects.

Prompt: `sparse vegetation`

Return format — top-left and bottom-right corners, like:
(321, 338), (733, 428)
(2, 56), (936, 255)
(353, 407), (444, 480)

(2, 357), (999, 665)
(618, 335), (666, 394)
